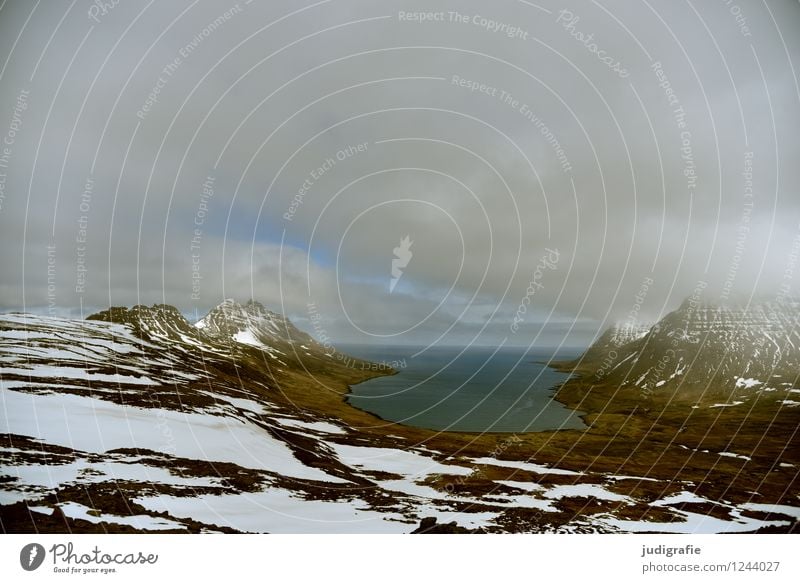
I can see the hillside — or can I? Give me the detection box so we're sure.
[1,299,798,533]
[557,299,800,406]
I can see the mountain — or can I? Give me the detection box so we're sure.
[2,299,798,534]
[194,299,316,357]
[87,299,347,370]
[87,303,204,345]
[562,298,800,402]
[0,302,430,534]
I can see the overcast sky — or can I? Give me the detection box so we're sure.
[0,0,798,348]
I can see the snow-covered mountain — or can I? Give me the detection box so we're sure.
[87,303,200,344]
[2,300,798,533]
[193,299,317,361]
[86,299,335,368]
[570,298,800,400]
[196,299,311,344]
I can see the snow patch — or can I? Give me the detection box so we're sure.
[32,501,186,531]
[329,443,471,478]
[651,491,709,506]
[233,330,262,347]
[718,451,751,461]
[471,457,582,476]
[0,386,345,483]
[275,418,345,435]
[0,366,158,385]
[597,508,788,533]
[135,491,413,533]
[414,507,499,529]
[495,480,545,492]
[735,377,762,389]
[709,401,744,408]
[543,484,630,502]
[199,391,269,415]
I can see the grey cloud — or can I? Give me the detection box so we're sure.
[0,0,798,348]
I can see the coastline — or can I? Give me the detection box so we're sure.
[324,346,799,519]
[338,353,588,436]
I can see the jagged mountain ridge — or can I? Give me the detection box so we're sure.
[86,304,202,345]
[87,299,331,365]
[567,298,800,399]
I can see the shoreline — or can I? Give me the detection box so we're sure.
[327,346,799,507]
[337,348,590,437]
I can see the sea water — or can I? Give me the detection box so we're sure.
[341,345,586,433]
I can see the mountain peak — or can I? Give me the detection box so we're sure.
[207,298,275,318]
[196,299,313,349]
[570,294,800,398]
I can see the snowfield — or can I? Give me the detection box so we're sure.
[134,491,413,534]
[1,384,345,483]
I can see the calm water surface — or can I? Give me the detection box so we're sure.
[340,345,586,433]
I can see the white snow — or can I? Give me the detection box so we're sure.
[275,418,345,435]
[597,508,789,533]
[329,443,472,478]
[0,330,58,340]
[31,501,186,531]
[135,491,413,533]
[0,366,158,385]
[651,491,709,506]
[482,494,557,512]
[709,401,744,408]
[70,338,140,354]
[413,507,499,529]
[543,484,630,502]
[471,457,582,476]
[0,386,345,483]
[379,479,449,499]
[230,330,285,361]
[0,315,152,348]
[199,391,269,415]
[718,451,751,461]
[0,346,104,361]
[0,457,221,504]
[606,475,660,483]
[232,330,262,347]
[779,400,800,407]
[495,480,544,492]
[735,377,762,389]
[0,490,31,506]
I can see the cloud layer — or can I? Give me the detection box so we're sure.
[0,0,798,348]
